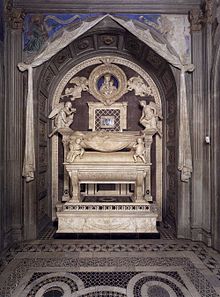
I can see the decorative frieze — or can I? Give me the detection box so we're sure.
[62,203,158,213]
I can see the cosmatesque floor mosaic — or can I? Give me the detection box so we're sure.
[1,227,220,296]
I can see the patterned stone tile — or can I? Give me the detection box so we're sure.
[0,239,220,296]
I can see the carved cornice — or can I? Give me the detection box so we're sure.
[12,0,202,14]
[5,0,25,30]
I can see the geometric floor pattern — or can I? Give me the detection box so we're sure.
[1,239,220,296]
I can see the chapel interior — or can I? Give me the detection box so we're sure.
[1,1,220,297]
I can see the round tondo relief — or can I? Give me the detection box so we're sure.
[88,63,128,105]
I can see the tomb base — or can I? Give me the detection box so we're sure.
[56,202,159,233]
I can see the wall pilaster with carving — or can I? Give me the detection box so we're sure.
[211,1,220,252]
[4,3,24,244]
[0,39,5,251]
[190,8,206,242]
[189,1,215,245]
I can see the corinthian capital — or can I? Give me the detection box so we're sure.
[189,8,204,31]
[204,0,217,23]
[189,1,217,31]
[5,0,25,30]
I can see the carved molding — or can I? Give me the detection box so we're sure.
[13,0,202,14]
[62,203,157,212]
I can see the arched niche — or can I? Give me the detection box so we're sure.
[35,24,178,233]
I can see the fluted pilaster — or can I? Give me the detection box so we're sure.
[4,6,24,242]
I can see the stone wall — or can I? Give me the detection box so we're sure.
[3,0,220,251]
[0,40,5,251]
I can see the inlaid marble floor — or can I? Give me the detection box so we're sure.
[1,236,220,297]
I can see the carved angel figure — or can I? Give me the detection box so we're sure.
[133,137,146,163]
[66,137,85,162]
[139,101,162,136]
[48,101,76,137]
[61,76,89,101]
[127,76,152,97]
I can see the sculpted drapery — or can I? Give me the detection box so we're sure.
[18,14,193,182]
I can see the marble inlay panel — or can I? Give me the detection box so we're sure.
[0,240,220,297]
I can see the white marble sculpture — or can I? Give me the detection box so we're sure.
[99,73,117,96]
[61,76,89,101]
[66,137,85,162]
[127,76,153,97]
[76,131,138,152]
[133,137,147,163]
[48,101,76,137]
[88,62,128,106]
[139,100,162,136]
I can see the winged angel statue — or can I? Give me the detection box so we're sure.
[127,76,153,97]
[61,77,89,100]
[48,101,76,137]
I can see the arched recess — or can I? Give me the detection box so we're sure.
[35,22,178,234]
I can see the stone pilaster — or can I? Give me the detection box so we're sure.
[174,68,191,239]
[189,8,210,243]
[201,21,212,246]
[211,3,220,252]
[0,41,5,251]
[177,177,191,239]
[4,4,25,242]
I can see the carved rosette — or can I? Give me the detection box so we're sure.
[88,63,128,105]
